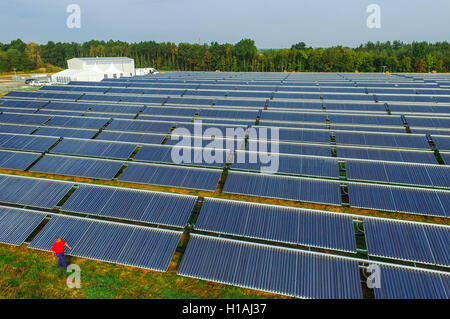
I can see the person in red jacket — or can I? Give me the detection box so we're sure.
[51,237,72,268]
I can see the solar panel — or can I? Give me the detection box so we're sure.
[30,155,123,180]
[411,128,450,136]
[346,160,450,188]
[51,138,136,159]
[432,135,450,151]
[106,119,174,133]
[43,101,89,111]
[0,99,48,109]
[0,124,37,134]
[89,103,143,114]
[230,151,339,177]
[196,118,254,127]
[348,183,449,217]
[334,131,430,149]
[79,94,120,102]
[364,219,450,266]
[260,111,326,123]
[0,206,46,245]
[142,106,197,117]
[322,93,374,101]
[47,116,110,129]
[3,91,43,98]
[336,146,438,164]
[223,171,342,204]
[442,153,450,165]
[253,127,330,143]
[196,198,356,252]
[178,235,362,299]
[273,142,332,157]
[405,116,450,129]
[331,125,406,133]
[0,150,40,170]
[175,122,247,137]
[0,112,51,125]
[214,99,265,108]
[134,144,228,168]
[267,100,323,110]
[374,266,449,299]
[165,135,244,152]
[119,163,222,191]
[0,107,37,114]
[328,114,403,126]
[0,133,59,152]
[34,127,98,139]
[28,215,181,272]
[324,102,385,112]
[61,184,197,227]
[95,131,166,144]
[0,175,73,208]
[197,108,259,120]
[37,109,85,117]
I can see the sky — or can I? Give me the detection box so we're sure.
[1,0,449,48]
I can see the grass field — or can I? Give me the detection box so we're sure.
[0,244,283,299]
[0,80,41,97]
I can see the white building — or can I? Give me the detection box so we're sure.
[52,57,135,84]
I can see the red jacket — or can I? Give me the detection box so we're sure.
[52,240,65,254]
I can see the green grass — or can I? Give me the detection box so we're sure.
[0,244,285,299]
[0,82,41,97]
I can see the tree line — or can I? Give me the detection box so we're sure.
[1,38,449,73]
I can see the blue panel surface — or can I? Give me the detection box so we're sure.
[61,185,197,227]
[178,235,363,299]
[223,171,341,204]
[118,163,222,191]
[196,198,356,252]
[0,207,46,245]
[28,216,181,272]
[30,155,123,180]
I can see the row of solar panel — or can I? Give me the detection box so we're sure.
[0,175,198,227]
[28,214,181,272]
[7,89,450,108]
[8,102,448,137]
[178,234,450,299]
[41,84,450,100]
[223,171,450,217]
[0,99,144,114]
[1,98,264,122]
[0,112,257,136]
[2,181,448,271]
[244,142,440,164]
[2,133,447,189]
[249,128,437,150]
[3,204,447,298]
[3,153,449,218]
[72,78,448,89]
[5,95,450,124]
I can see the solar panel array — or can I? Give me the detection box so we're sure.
[61,184,197,227]
[195,198,356,252]
[0,175,72,208]
[373,266,449,299]
[1,71,449,299]
[0,206,46,245]
[364,219,450,266]
[223,171,342,204]
[178,235,363,299]
[28,215,182,272]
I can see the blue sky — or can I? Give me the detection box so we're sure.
[1,0,449,48]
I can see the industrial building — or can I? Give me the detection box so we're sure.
[51,57,135,84]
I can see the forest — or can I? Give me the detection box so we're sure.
[1,38,449,73]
